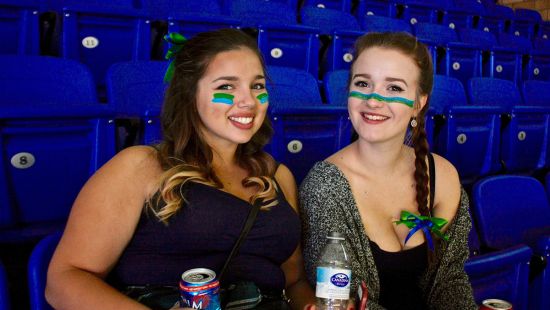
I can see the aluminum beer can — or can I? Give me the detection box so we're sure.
[479,299,513,310]
[179,268,221,310]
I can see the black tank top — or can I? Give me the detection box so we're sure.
[109,181,300,291]
[369,153,436,309]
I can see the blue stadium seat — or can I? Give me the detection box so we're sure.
[300,6,362,73]
[465,245,532,309]
[522,80,550,169]
[355,0,397,18]
[323,69,349,106]
[483,32,532,84]
[541,21,550,39]
[431,75,503,183]
[441,0,486,30]
[229,0,321,77]
[466,220,532,309]
[106,61,167,146]
[266,66,351,183]
[547,172,550,201]
[472,175,550,310]
[0,55,116,243]
[524,40,550,81]
[468,77,548,173]
[480,4,514,35]
[360,14,412,33]
[55,1,151,93]
[0,260,9,310]
[396,0,442,26]
[28,231,61,310]
[302,0,352,12]
[513,8,542,39]
[414,22,482,85]
[0,0,40,55]
[142,0,241,41]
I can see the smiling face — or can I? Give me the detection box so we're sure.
[195,47,268,150]
[348,46,427,145]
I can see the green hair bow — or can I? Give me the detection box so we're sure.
[394,210,449,251]
[163,32,187,83]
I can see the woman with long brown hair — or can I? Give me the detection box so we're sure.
[46,28,315,310]
[300,32,476,309]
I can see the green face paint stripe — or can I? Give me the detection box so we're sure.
[348,90,414,108]
[257,93,268,104]
[213,93,234,100]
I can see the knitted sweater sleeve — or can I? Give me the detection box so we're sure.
[425,189,477,310]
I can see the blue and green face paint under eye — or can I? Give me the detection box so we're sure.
[348,90,414,108]
[256,93,268,104]
[212,93,234,105]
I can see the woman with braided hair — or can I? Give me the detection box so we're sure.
[300,32,476,309]
[46,28,315,310]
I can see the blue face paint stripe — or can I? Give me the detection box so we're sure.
[212,98,233,105]
[348,90,414,108]
[212,93,234,105]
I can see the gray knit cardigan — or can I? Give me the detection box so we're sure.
[299,161,477,310]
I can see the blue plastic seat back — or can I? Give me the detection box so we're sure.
[546,172,550,202]
[472,175,550,249]
[522,80,550,107]
[441,0,485,30]
[513,8,542,39]
[0,260,9,310]
[266,66,322,108]
[0,0,40,55]
[142,0,225,17]
[361,15,412,33]
[229,0,297,27]
[458,28,497,50]
[481,5,514,34]
[323,69,349,106]
[302,0,352,12]
[300,6,360,34]
[398,0,441,26]
[430,75,467,114]
[28,232,61,310]
[257,24,320,77]
[467,77,518,109]
[266,66,351,183]
[414,22,459,45]
[497,32,532,54]
[47,0,138,10]
[355,0,396,17]
[469,77,548,172]
[525,49,550,81]
[0,56,115,242]
[60,4,151,89]
[106,61,167,145]
[465,244,532,309]
[142,0,241,39]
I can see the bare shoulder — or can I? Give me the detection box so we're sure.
[431,153,461,225]
[274,163,298,211]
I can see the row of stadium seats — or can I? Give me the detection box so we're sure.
[2,0,550,96]
[2,173,548,309]
[1,54,549,244]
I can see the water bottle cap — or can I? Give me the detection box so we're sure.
[326,232,345,240]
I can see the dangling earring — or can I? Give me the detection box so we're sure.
[410,117,418,128]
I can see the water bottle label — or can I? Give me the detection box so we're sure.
[316,267,351,299]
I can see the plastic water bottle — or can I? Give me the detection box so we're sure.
[316,232,351,310]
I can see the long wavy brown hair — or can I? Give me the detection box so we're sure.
[349,32,434,218]
[150,29,278,223]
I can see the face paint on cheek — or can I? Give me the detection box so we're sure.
[256,93,268,104]
[348,90,414,108]
[212,93,234,105]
